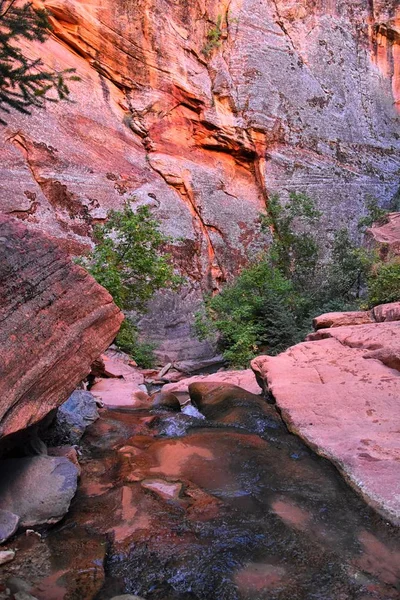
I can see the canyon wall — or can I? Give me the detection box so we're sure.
[0,0,399,361]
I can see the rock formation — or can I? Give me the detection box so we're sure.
[252,302,400,525]
[0,0,399,360]
[0,216,123,441]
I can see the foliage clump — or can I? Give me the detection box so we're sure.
[80,199,181,367]
[196,193,398,367]
[0,0,78,124]
[202,15,223,56]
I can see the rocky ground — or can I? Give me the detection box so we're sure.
[252,301,400,526]
[0,380,399,599]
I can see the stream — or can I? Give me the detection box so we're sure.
[5,383,400,599]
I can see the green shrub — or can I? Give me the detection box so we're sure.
[115,320,156,369]
[80,198,181,366]
[196,193,385,367]
[195,258,303,367]
[367,259,400,307]
[202,15,223,56]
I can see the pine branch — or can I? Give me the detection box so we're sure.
[0,1,79,124]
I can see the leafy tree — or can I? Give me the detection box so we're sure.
[196,193,389,367]
[367,259,400,307]
[0,0,78,124]
[80,199,181,367]
[195,258,303,367]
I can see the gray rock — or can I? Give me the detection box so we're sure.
[7,576,33,595]
[110,596,145,600]
[0,456,78,526]
[0,509,19,544]
[53,390,99,445]
[14,593,39,600]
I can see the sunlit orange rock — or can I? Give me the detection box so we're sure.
[1,0,399,361]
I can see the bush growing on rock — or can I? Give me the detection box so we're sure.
[80,199,181,366]
[367,259,400,307]
[196,193,396,367]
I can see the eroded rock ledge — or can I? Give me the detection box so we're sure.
[252,303,400,525]
[0,216,123,441]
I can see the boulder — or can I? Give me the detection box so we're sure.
[0,217,123,440]
[163,370,262,397]
[367,213,400,257]
[47,446,81,475]
[313,310,373,330]
[251,320,400,525]
[51,390,99,445]
[0,509,19,544]
[373,301,400,323]
[0,456,79,526]
[90,376,149,408]
[151,391,181,412]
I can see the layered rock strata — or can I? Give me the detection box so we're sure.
[252,304,400,525]
[0,216,123,440]
[1,0,399,359]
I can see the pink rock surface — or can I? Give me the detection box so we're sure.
[367,213,400,257]
[373,301,400,323]
[91,376,149,408]
[163,370,262,396]
[252,321,400,525]
[313,310,374,330]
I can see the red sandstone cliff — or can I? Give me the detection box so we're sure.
[0,0,399,360]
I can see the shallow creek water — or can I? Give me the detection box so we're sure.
[3,384,400,599]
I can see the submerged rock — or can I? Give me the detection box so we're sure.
[0,456,79,526]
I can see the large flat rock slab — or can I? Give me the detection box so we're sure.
[0,216,123,440]
[252,321,400,525]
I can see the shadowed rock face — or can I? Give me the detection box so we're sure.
[0,216,123,440]
[0,0,399,359]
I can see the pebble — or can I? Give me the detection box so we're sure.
[0,549,15,565]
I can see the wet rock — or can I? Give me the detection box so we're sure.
[188,382,269,423]
[52,390,99,445]
[141,479,182,501]
[151,392,181,412]
[0,510,19,544]
[163,370,262,396]
[0,217,123,441]
[0,456,78,526]
[252,320,400,525]
[0,550,15,565]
